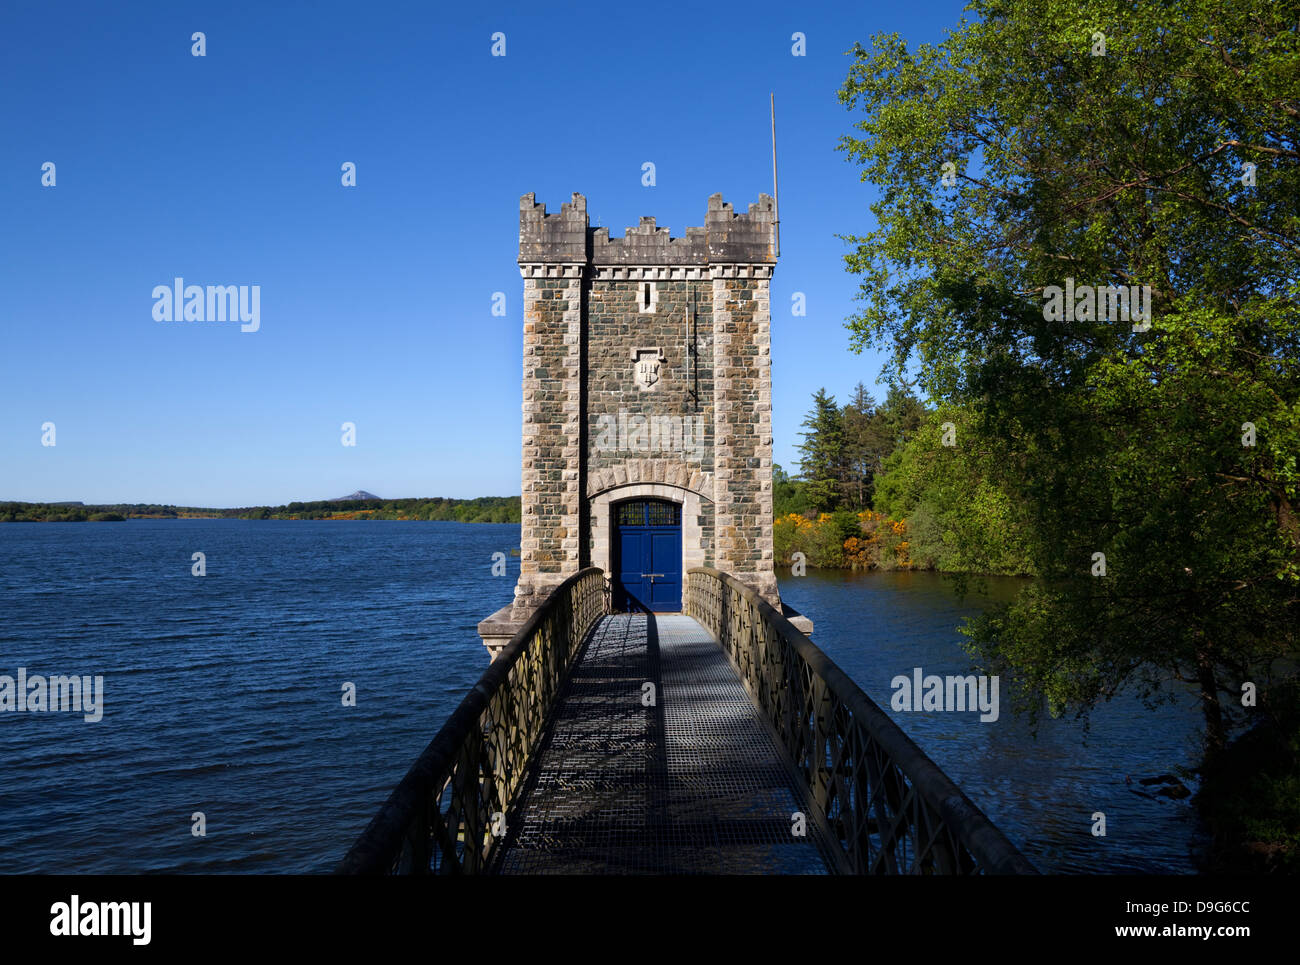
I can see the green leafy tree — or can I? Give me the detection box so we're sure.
[875,409,1035,575]
[837,0,1300,774]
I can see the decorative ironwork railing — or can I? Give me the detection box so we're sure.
[337,567,610,874]
[685,567,1037,875]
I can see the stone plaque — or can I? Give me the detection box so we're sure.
[632,347,665,391]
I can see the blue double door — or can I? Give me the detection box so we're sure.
[613,499,683,612]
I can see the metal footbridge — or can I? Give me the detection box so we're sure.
[337,568,1035,875]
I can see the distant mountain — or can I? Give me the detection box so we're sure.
[331,490,381,502]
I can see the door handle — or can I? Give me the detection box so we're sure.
[644,573,664,583]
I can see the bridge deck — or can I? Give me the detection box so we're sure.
[493,613,837,874]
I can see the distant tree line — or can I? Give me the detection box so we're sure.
[0,496,521,524]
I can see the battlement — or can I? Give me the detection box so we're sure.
[519,192,776,266]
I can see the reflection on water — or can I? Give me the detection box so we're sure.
[778,568,1206,874]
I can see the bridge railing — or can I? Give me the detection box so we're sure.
[337,567,610,874]
[685,567,1036,874]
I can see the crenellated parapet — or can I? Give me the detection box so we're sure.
[519,192,588,264]
[519,192,776,267]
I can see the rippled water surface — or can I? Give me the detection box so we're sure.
[779,569,1205,874]
[0,522,1204,873]
[0,520,518,873]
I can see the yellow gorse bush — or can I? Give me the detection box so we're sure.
[774,508,913,571]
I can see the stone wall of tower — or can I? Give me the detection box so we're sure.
[482,190,782,657]
[585,270,718,574]
[516,194,586,609]
[712,267,776,600]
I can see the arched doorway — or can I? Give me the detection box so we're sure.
[612,498,682,612]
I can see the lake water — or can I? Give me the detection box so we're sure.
[0,520,1204,873]
[779,570,1205,874]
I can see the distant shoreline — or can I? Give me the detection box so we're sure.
[1,515,518,523]
[0,496,522,525]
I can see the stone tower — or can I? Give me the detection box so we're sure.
[479,191,806,657]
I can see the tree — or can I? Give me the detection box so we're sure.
[797,389,848,512]
[773,463,814,517]
[837,0,1300,767]
[875,386,925,457]
[840,383,885,508]
[874,408,1035,575]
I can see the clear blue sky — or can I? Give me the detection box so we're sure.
[1,0,969,507]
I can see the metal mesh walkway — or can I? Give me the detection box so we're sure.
[493,613,837,874]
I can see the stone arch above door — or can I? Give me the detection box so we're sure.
[590,481,711,581]
[587,458,714,502]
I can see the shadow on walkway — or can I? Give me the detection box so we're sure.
[492,613,836,874]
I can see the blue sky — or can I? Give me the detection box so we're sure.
[1,0,970,507]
